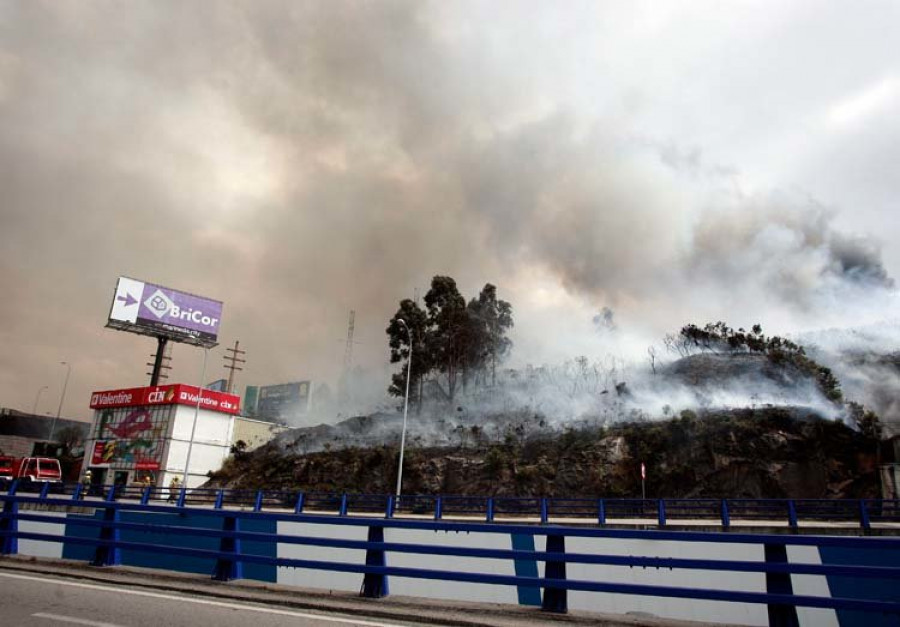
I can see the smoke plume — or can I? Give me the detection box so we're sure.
[0,2,897,424]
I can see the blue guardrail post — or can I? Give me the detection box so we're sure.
[91,505,121,567]
[859,499,871,531]
[787,500,798,529]
[764,543,799,627]
[213,516,243,581]
[361,525,389,598]
[1,497,19,555]
[541,534,568,614]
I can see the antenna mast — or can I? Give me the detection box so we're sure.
[344,310,356,372]
[339,310,356,405]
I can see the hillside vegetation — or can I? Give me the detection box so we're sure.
[210,406,880,499]
[209,319,887,499]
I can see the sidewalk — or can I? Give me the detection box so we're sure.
[0,555,729,627]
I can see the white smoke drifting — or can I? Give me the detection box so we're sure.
[0,2,897,423]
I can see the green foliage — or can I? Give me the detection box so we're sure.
[677,322,843,403]
[387,276,514,402]
[386,298,430,400]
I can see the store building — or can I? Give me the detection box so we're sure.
[232,416,288,452]
[83,384,240,490]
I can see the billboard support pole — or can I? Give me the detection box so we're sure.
[150,336,169,387]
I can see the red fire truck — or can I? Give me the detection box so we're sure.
[0,456,62,483]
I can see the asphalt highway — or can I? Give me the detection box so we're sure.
[0,557,712,627]
[0,571,424,627]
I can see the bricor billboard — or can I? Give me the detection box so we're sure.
[106,276,223,348]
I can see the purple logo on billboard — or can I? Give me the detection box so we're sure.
[108,277,223,348]
[144,289,175,319]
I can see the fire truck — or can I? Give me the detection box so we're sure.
[0,456,62,483]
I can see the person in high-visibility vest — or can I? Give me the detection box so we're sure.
[168,476,180,503]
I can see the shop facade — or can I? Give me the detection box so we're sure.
[83,384,240,490]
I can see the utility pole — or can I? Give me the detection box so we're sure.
[146,341,172,383]
[223,340,246,394]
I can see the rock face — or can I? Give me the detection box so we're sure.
[211,406,881,499]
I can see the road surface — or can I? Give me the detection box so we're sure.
[0,571,422,627]
[0,557,719,627]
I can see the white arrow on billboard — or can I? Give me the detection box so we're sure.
[110,277,144,323]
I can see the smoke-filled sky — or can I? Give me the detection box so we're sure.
[1,1,898,422]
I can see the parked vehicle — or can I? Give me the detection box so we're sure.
[0,456,14,481]
[0,456,62,483]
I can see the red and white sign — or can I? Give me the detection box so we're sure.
[90,384,241,415]
[91,441,114,466]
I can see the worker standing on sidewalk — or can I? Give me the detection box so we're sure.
[168,476,180,503]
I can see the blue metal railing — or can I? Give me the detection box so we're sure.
[2,480,899,529]
[2,485,900,623]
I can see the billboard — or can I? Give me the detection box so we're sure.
[206,379,228,392]
[243,385,259,417]
[257,381,311,422]
[107,276,223,348]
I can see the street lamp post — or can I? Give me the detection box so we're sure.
[395,319,413,498]
[183,347,209,487]
[32,385,48,416]
[50,362,71,442]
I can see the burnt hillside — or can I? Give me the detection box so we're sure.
[209,407,880,499]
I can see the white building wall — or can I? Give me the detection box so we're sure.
[164,405,233,488]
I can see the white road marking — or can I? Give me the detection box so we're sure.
[0,572,407,627]
[32,613,124,627]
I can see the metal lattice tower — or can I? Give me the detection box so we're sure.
[343,310,356,372]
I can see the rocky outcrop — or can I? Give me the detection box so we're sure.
[210,406,881,499]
